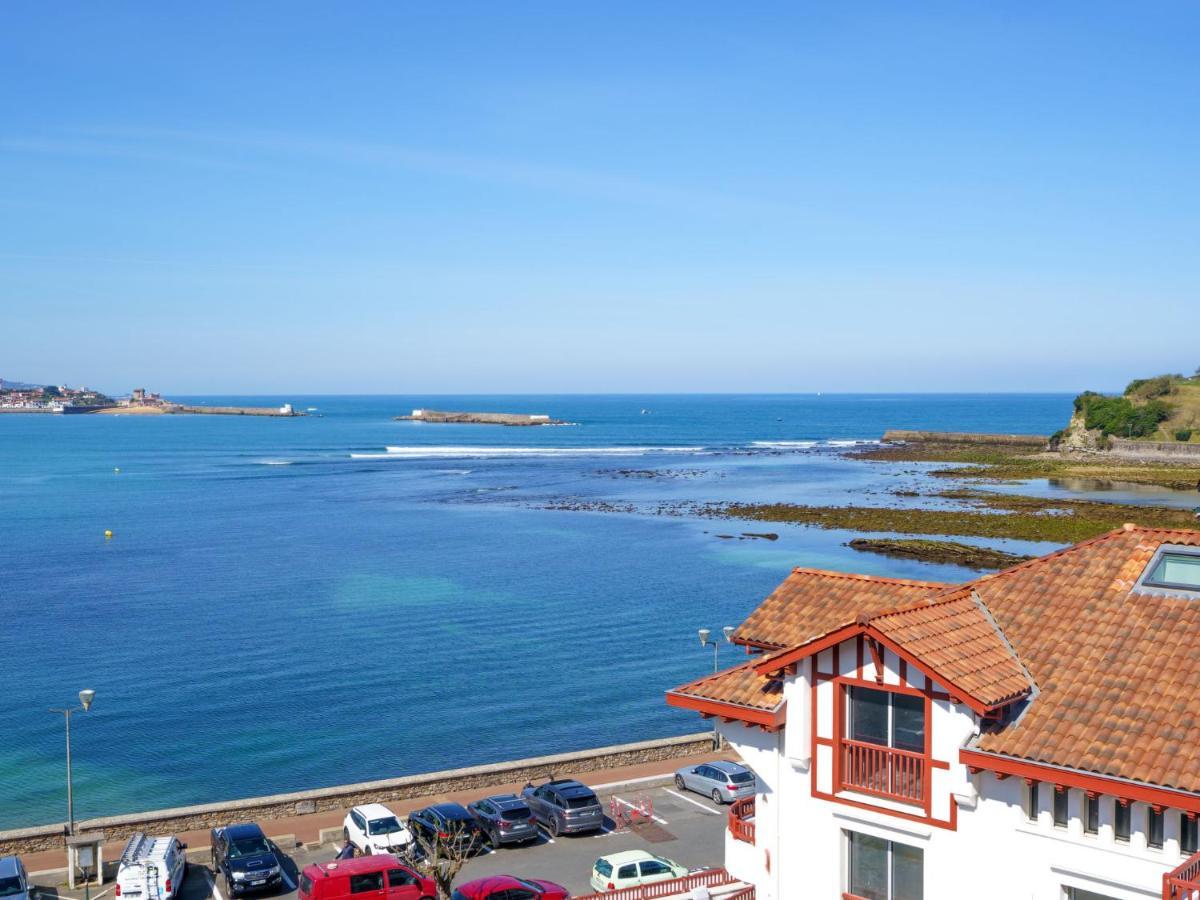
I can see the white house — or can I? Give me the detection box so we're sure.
[667,524,1200,900]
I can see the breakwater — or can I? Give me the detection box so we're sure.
[397,409,566,425]
[882,429,1048,446]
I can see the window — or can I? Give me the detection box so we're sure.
[1114,802,1131,843]
[1148,808,1164,849]
[849,686,926,753]
[349,873,383,894]
[639,861,672,877]
[1053,788,1068,828]
[617,864,637,879]
[1182,814,1199,855]
[1137,546,1200,596]
[1084,795,1099,835]
[387,870,418,888]
[1025,781,1040,822]
[847,831,923,900]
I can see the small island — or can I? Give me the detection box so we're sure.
[395,408,568,426]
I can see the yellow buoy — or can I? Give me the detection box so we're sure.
[104,530,113,539]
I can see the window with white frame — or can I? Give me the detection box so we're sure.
[849,686,925,752]
[846,830,922,900]
[1084,794,1099,834]
[1024,781,1040,822]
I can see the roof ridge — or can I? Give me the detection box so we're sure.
[967,588,1038,698]
[789,566,951,589]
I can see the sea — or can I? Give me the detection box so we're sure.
[1,392,1170,829]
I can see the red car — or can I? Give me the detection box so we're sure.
[450,875,569,900]
[299,855,436,900]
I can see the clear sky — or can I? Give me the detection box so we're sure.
[2,2,1197,394]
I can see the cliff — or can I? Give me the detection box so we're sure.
[1054,371,1200,449]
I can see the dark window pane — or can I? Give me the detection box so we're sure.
[387,871,416,888]
[1114,802,1131,842]
[730,772,755,784]
[1084,796,1098,834]
[350,873,383,894]
[639,861,671,876]
[1182,814,1199,854]
[891,841,923,900]
[617,865,637,879]
[892,694,925,753]
[1053,788,1068,827]
[1025,782,1040,822]
[850,687,889,747]
[1148,808,1163,849]
[848,831,888,900]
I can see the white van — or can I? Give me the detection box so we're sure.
[115,833,188,900]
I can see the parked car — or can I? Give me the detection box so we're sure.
[210,823,284,896]
[115,833,188,900]
[342,804,414,856]
[0,856,30,900]
[466,794,539,847]
[298,854,434,900]
[589,850,688,893]
[673,760,756,804]
[450,875,568,900]
[521,779,604,836]
[406,804,485,856]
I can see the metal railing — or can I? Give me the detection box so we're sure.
[574,867,736,899]
[839,739,926,804]
[729,796,755,844]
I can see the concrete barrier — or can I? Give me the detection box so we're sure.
[882,429,1048,446]
[0,733,714,855]
[1108,438,1200,461]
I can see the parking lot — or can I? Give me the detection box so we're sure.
[31,783,730,899]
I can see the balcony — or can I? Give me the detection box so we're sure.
[839,738,926,804]
[1164,849,1200,900]
[729,796,755,844]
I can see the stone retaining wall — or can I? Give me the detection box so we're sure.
[882,429,1048,446]
[1108,438,1200,461]
[0,733,714,855]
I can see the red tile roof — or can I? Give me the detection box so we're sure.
[668,526,1200,795]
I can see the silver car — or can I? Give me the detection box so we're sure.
[674,760,756,804]
[521,779,605,836]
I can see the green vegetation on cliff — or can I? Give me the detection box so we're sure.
[1057,371,1200,445]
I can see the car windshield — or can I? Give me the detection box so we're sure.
[0,877,24,897]
[368,817,403,835]
[500,808,531,821]
[229,837,271,858]
[516,880,543,893]
[566,796,597,809]
[729,772,754,784]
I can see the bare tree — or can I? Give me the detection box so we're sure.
[405,819,483,900]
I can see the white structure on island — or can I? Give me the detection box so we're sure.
[667,525,1200,900]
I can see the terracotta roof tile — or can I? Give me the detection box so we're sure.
[734,568,948,650]
[667,659,784,712]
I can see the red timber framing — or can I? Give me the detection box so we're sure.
[1165,849,1200,900]
[960,749,1200,817]
[663,692,785,731]
[811,636,959,830]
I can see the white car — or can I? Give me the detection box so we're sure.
[590,850,688,892]
[116,833,188,900]
[342,803,414,855]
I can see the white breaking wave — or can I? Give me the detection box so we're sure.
[825,439,881,447]
[350,445,708,460]
[256,459,294,465]
[751,440,818,449]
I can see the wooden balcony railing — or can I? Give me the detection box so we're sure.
[1164,849,1200,900]
[729,795,755,844]
[839,738,926,804]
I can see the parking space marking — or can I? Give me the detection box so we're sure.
[203,868,224,900]
[610,795,668,825]
[663,788,722,815]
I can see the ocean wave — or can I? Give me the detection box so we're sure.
[350,445,707,460]
[751,440,818,449]
[256,459,294,466]
[825,439,881,447]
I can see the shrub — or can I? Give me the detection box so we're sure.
[1074,392,1172,438]
[1125,374,1181,400]
[1176,429,1194,442]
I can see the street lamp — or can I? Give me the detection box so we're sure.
[50,689,96,836]
[697,627,734,749]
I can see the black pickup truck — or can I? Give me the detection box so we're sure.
[210,823,283,896]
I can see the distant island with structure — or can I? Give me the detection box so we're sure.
[0,380,303,417]
[396,408,570,425]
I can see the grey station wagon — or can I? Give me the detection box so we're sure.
[466,794,539,847]
[674,760,756,804]
[521,779,604,836]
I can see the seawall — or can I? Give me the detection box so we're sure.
[0,732,714,855]
[1106,438,1200,461]
[882,429,1048,446]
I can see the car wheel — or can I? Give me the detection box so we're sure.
[675,774,686,791]
[225,874,235,898]
[490,828,501,847]
[342,827,350,844]
[549,817,560,838]
[711,788,723,804]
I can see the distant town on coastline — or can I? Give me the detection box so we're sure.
[0,380,301,416]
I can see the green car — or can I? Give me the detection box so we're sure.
[590,850,688,892]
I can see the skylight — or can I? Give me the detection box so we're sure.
[1136,545,1200,597]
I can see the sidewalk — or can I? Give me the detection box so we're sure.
[25,746,727,877]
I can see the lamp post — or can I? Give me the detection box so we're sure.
[50,689,95,837]
[698,627,734,748]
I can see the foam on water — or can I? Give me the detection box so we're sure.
[353,445,708,459]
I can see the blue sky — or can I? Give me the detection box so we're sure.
[2,2,1197,393]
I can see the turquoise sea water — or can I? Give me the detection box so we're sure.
[0,394,1085,828]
